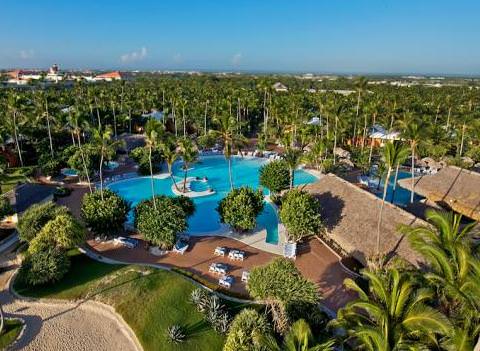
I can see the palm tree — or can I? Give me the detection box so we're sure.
[6,93,25,167]
[332,268,451,350]
[376,142,409,255]
[400,118,422,204]
[177,137,198,193]
[258,319,335,351]
[390,142,409,203]
[400,210,480,349]
[144,119,163,209]
[160,139,181,192]
[91,126,124,200]
[283,147,302,189]
[210,113,246,190]
[353,76,368,143]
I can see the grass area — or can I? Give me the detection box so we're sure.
[0,319,23,349]
[14,250,231,351]
[0,167,33,194]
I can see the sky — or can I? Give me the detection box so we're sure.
[1,0,479,75]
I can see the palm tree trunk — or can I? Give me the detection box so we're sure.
[333,116,338,165]
[99,152,104,201]
[391,163,400,203]
[289,168,294,189]
[410,146,415,203]
[77,134,92,192]
[377,167,392,254]
[228,157,234,190]
[182,105,186,138]
[12,111,24,167]
[353,91,361,144]
[45,99,54,158]
[183,164,188,193]
[149,146,157,209]
[459,124,466,157]
[0,303,4,336]
[204,100,208,136]
[112,102,117,138]
[168,163,181,192]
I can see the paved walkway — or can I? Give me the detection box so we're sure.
[0,267,141,351]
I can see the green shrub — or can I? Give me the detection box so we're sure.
[135,196,187,249]
[19,247,70,286]
[17,202,69,243]
[259,160,290,196]
[247,258,319,306]
[223,308,272,351]
[130,146,162,176]
[0,197,14,219]
[173,196,195,217]
[67,144,99,177]
[81,189,130,235]
[29,214,85,254]
[279,189,323,242]
[217,187,264,232]
[38,153,62,176]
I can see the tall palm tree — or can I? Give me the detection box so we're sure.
[332,268,451,350]
[160,139,181,192]
[376,142,409,254]
[144,119,163,209]
[91,126,124,200]
[177,137,198,193]
[283,147,302,189]
[400,118,422,203]
[6,93,25,167]
[210,113,246,190]
[390,142,409,203]
[353,76,368,143]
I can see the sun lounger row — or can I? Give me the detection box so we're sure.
[214,247,246,260]
[114,236,139,249]
[209,262,229,275]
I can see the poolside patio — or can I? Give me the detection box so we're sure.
[86,234,354,311]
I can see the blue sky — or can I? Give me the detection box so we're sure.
[1,0,479,75]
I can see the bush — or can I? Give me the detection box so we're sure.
[190,288,230,334]
[19,247,70,286]
[173,196,195,217]
[17,202,69,243]
[247,258,319,306]
[28,214,85,254]
[0,197,14,219]
[279,189,323,242]
[135,196,187,249]
[38,153,62,176]
[223,309,272,351]
[259,160,290,196]
[81,189,130,235]
[67,144,99,178]
[217,187,264,232]
[130,147,162,176]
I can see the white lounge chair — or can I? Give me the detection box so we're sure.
[228,249,245,261]
[214,247,227,257]
[241,271,250,283]
[173,240,189,254]
[219,275,234,289]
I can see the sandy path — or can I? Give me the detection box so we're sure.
[0,269,142,351]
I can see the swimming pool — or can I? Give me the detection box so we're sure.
[107,155,318,245]
[375,170,423,206]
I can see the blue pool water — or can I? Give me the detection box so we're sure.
[61,168,78,176]
[375,170,423,206]
[107,156,318,244]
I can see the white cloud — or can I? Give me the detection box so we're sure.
[120,47,147,63]
[19,49,34,59]
[231,53,242,66]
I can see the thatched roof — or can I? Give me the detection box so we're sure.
[398,166,480,221]
[303,174,426,266]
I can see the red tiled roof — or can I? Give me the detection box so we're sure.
[95,71,122,79]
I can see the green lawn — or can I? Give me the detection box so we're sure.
[0,167,33,194]
[0,319,23,349]
[14,250,229,351]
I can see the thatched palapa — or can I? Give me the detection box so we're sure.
[398,166,480,221]
[304,174,425,266]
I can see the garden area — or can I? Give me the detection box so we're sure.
[0,319,24,349]
[14,250,234,351]
[0,167,33,194]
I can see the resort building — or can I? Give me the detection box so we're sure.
[6,69,42,84]
[368,124,401,146]
[398,166,480,221]
[45,63,64,82]
[304,174,425,266]
[272,82,288,92]
[94,71,123,81]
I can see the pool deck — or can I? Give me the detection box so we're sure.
[57,183,355,312]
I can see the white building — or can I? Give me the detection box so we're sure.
[272,82,288,92]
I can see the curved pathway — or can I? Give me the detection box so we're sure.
[0,268,141,351]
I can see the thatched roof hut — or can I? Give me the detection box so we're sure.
[398,166,480,221]
[303,174,426,266]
